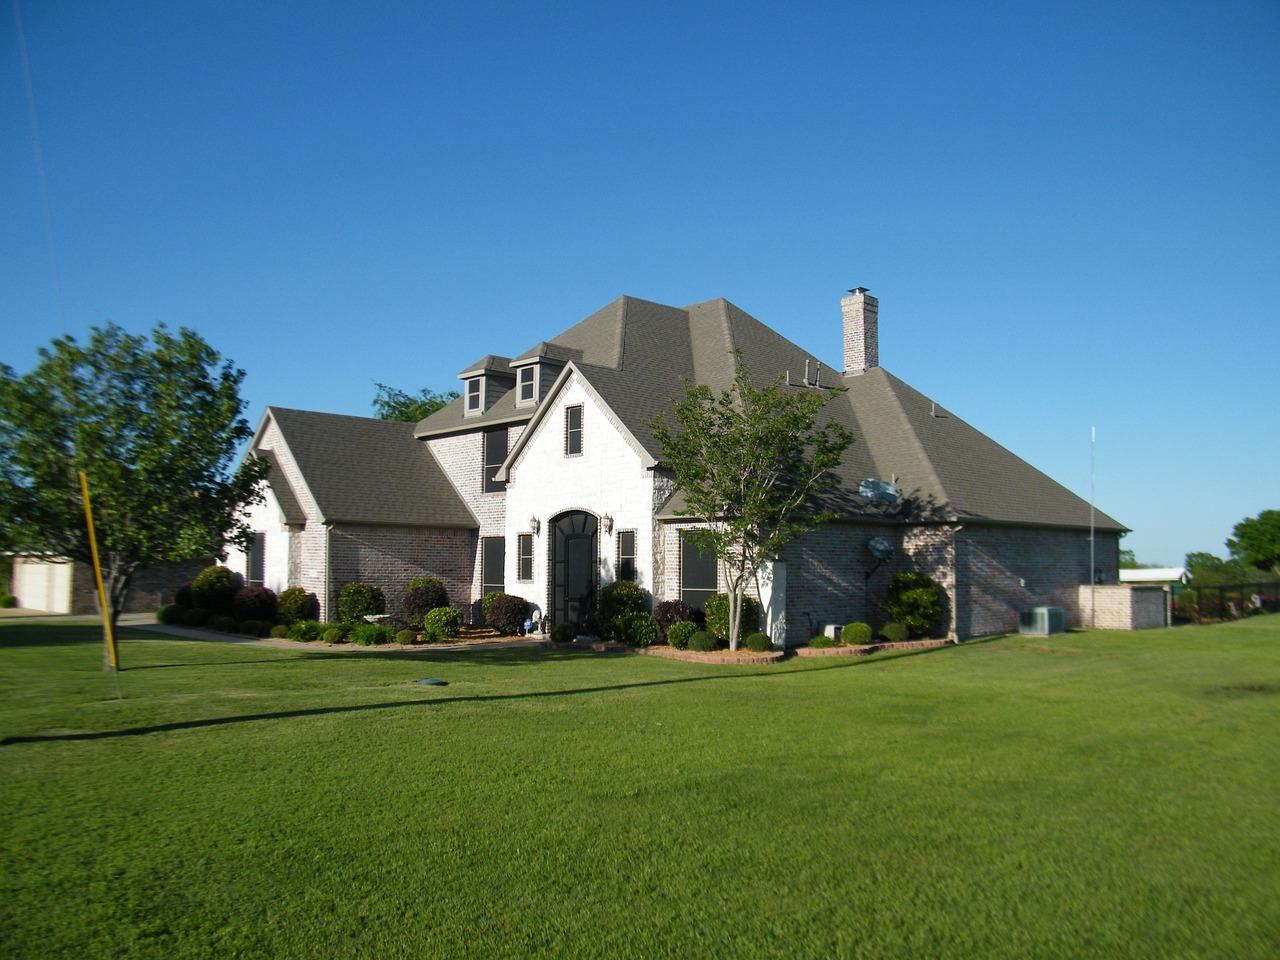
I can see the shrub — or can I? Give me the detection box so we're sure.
[1174,589,1198,621]
[173,581,194,607]
[232,587,277,623]
[404,583,450,628]
[841,622,873,646]
[191,565,241,615]
[886,572,943,639]
[182,607,212,627]
[654,599,702,643]
[237,619,260,637]
[322,627,346,644]
[269,624,289,638]
[0,593,14,608]
[487,594,531,635]
[666,621,698,650]
[287,619,325,642]
[809,635,838,649]
[880,621,910,643]
[407,576,444,593]
[704,593,760,643]
[277,586,319,625]
[157,603,185,625]
[423,606,462,642]
[210,615,237,633]
[622,612,659,647]
[480,591,504,621]
[597,580,647,641]
[395,628,417,645]
[687,630,720,652]
[550,622,577,644]
[744,632,773,652]
[349,623,395,646]
[338,582,385,623]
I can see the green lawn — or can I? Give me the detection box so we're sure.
[2,618,1278,959]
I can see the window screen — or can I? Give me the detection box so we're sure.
[483,427,507,492]
[481,537,505,596]
[565,405,583,456]
[517,533,533,581]
[680,535,717,611]
[617,530,636,582]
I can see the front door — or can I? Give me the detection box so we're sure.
[552,511,598,632]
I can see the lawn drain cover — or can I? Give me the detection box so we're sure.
[417,678,448,686]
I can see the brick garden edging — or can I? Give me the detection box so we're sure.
[794,638,952,657]
[637,646,785,665]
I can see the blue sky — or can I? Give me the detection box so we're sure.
[4,0,1277,567]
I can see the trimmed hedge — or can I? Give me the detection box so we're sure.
[191,565,241,615]
[744,632,772,652]
[0,592,17,609]
[277,586,319,625]
[395,628,417,645]
[423,606,462,642]
[338,582,385,623]
[404,583,450,627]
[597,580,647,641]
[654,599,701,643]
[157,604,185,625]
[232,587,277,623]
[704,593,760,642]
[486,594,530,635]
[687,630,721,652]
[666,621,698,650]
[808,635,839,649]
[880,621,910,643]
[841,622,873,646]
[622,612,658,647]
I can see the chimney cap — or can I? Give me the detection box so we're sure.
[848,286,870,295]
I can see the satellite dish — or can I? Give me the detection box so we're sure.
[859,478,902,504]
[867,536,895,561]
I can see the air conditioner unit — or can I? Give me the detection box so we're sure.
[1018,606,1065,636]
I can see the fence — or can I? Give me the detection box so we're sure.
[1177,580,1280,623]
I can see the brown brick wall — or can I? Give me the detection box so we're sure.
[328,524,477,618]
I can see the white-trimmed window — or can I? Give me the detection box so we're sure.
[483,427,507,493]
[517,366,536,406]
[517,533,534,581]
[465,378,482,415]
[617,530,636,582]
[680,534,717,611]
[565,404,583,456]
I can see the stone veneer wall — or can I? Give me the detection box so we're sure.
[1078,584,1168,630]
[328,524,476,619]
[955,525,1120,637]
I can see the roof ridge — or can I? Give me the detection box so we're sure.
[873,370,954,516]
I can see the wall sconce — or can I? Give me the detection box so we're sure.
[530,516,540,536]
[601,513,613,534]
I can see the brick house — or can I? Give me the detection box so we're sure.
[226,289,1126,641]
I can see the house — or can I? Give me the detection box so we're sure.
[226,289,1127,641]
[7,553,206,615]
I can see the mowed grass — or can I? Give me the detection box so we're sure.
[2,618,1278,959]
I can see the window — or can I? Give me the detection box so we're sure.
[518,365,535,405]
[481,537,505,596]
[483,427,507,493]
[565,404,583,456]
[466,378,481,414]
[617,530,636,582]
[247,532,265,588]
[680,534,717,611]
[517,533,533,581]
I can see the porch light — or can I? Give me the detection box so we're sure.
[530,516,541,536]
[602,513,613,534]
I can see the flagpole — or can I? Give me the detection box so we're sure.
[1090,427,1096,630]
[79,471,121,697]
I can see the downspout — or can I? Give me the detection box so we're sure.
[325,524,332,622]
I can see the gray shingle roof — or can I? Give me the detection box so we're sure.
[419,294,1125,533]
[264,408,477,528]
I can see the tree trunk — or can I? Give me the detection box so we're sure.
[103,554,136,641]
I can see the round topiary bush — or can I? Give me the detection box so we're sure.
[486,594,531,635]
[886,572,943,639]
[623,612,659,647]
[173,581,194,607]
[0,593,15,609]
[550,622,577,644]
[277,586,319,625]
[182,606,212,627]
[407,576,444,593]
[666,620,698,650]
[191,565,241,615]
[322,627,345,644]
[338,582,385,623]
[841,622,873,646]
[808,635,838,649]
[654,599,702,643]
[157,603,185,625]
[423,606,462,642]
[210,615,237,633]
[744,632,772,652]
[404,583,450,628]
[879,621,910,643]
[597,580,647,641]
[687,630,720,652]
[704,593,760,643]
[395,628,417,645]
[232,587,277,623]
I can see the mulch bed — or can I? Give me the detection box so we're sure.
[794,638,951,657]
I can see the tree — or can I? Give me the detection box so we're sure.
[372,382,459,422]
[0,324,268,633]
[1183,551,1251,586]
[1227,510,1280,576]
[650,356,854,650]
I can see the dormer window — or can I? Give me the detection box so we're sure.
[465,378,482,415]
[517,366,536,406]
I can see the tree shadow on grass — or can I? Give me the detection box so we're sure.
[0,641,964,747]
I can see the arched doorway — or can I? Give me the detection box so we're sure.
[552,511,598,632]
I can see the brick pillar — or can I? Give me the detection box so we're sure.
[841,287,879,374]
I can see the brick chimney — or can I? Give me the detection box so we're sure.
[841,287,879,375]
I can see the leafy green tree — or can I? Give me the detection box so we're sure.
[1184,551,1251,586]
[372,382,459,422]
[0,324,267,631]
[1227,510,1280,576]
[650,356,854,650]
